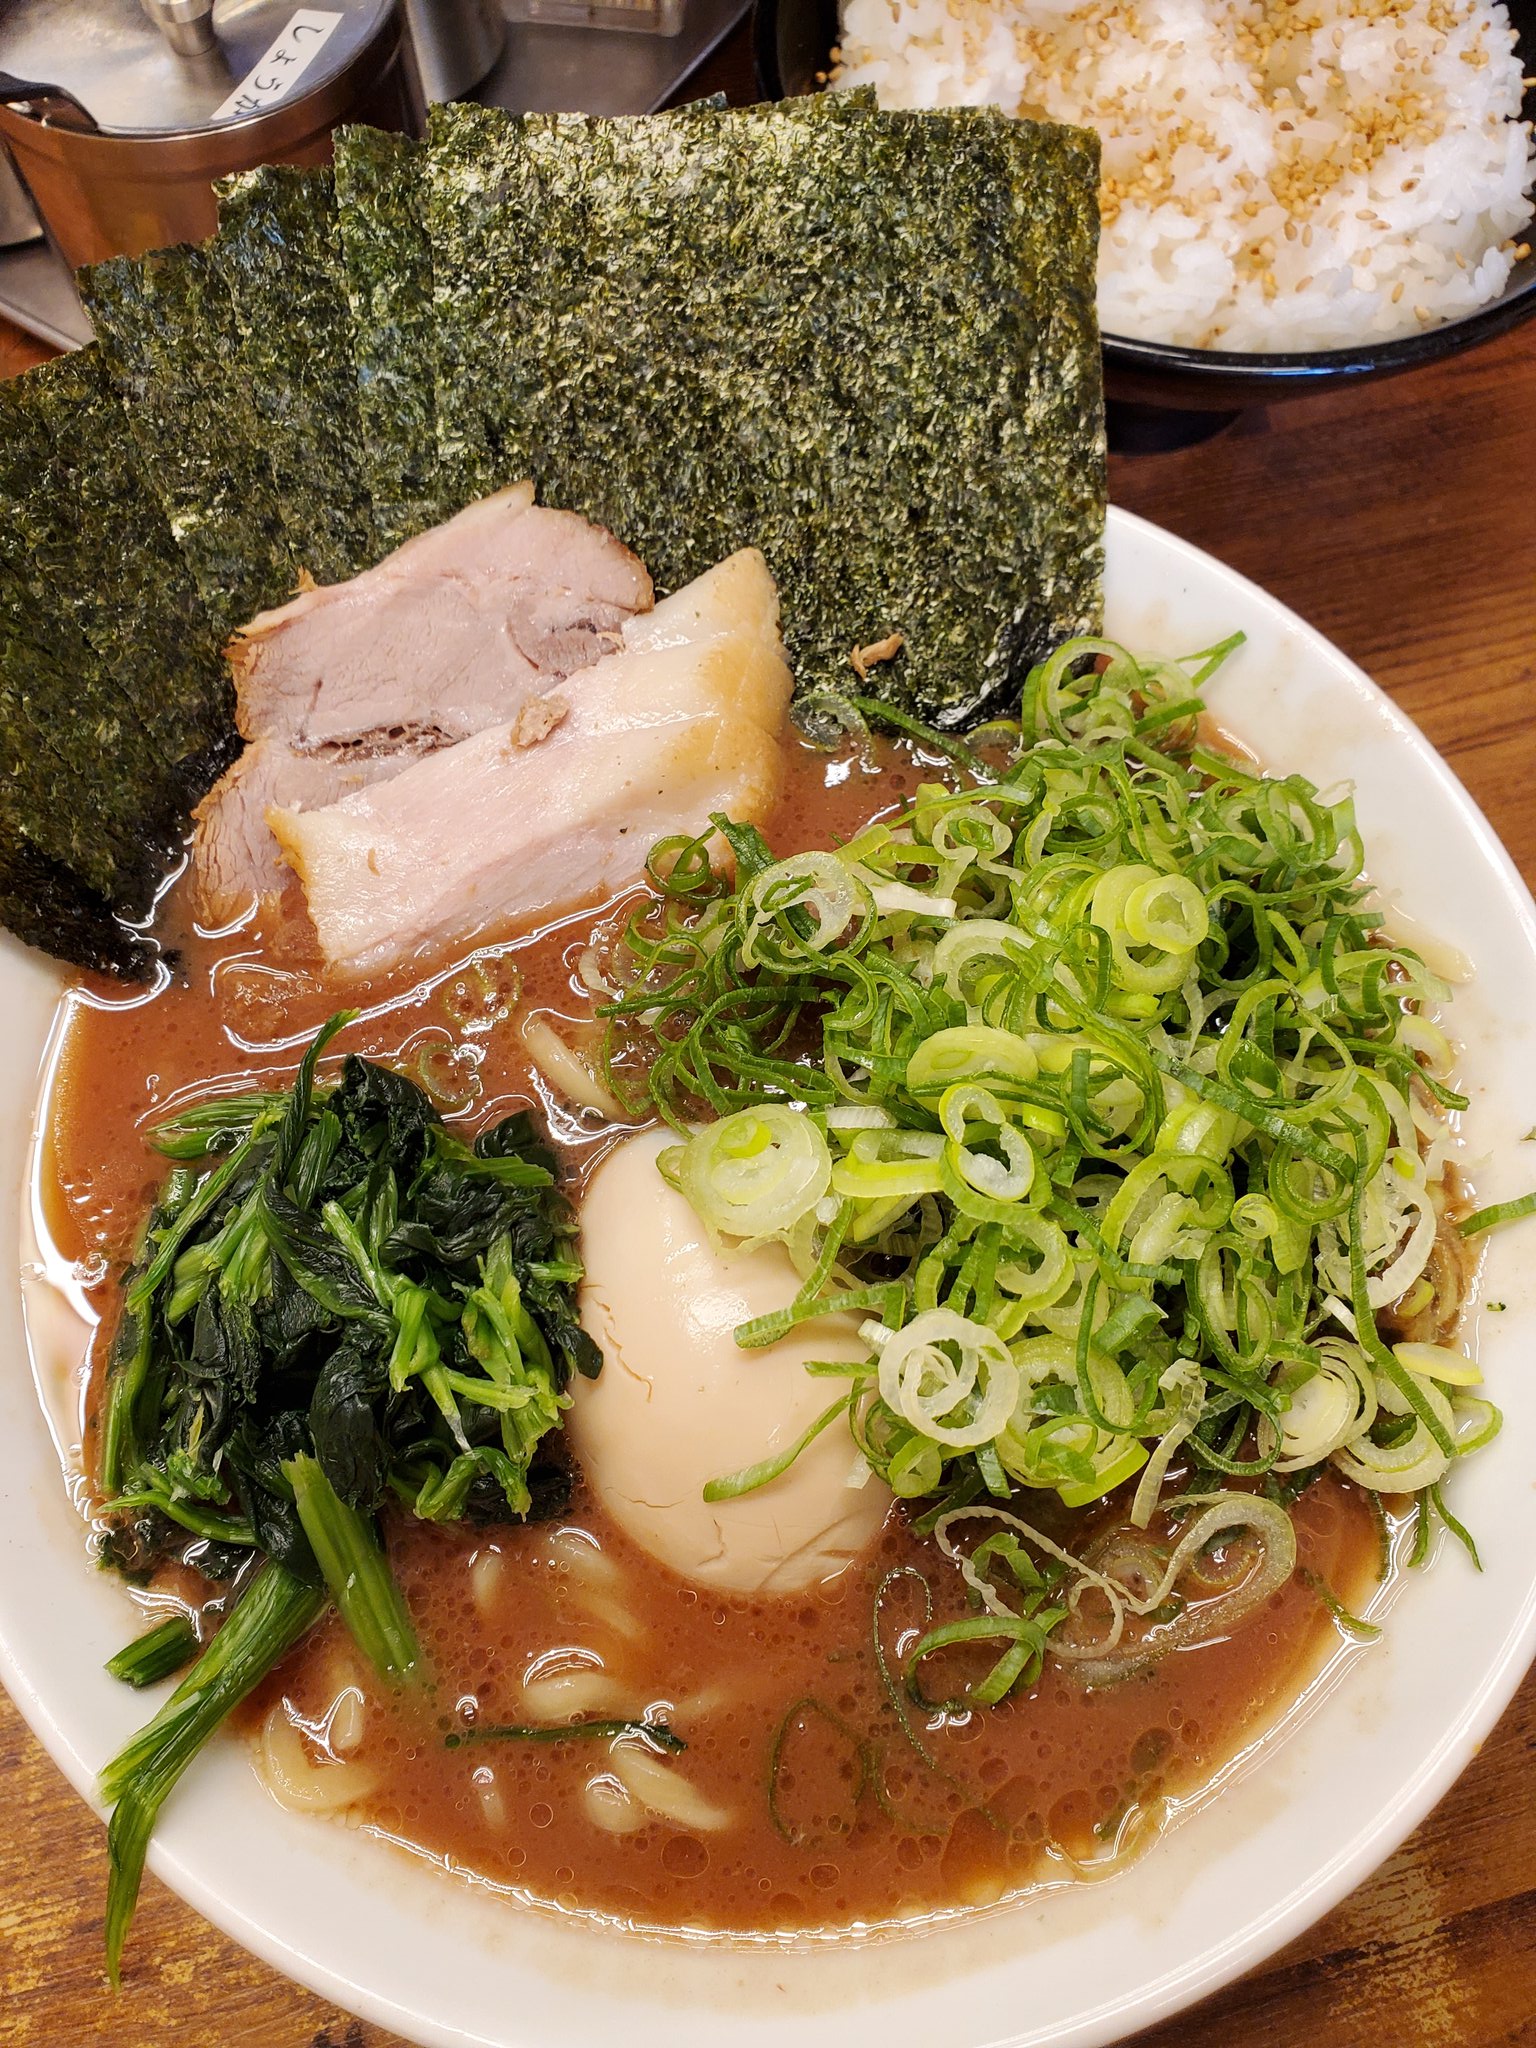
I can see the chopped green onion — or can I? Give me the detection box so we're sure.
[704,1394,852,1502]
[1457,1190,1536,1237]
[1428,1481,1483,1570]
[1299,1567,1381,1643]
[850,696,991,779]
[602,632,1490,1575]
[446,1718,684,1752]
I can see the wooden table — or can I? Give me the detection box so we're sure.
[3,29,1535,2044]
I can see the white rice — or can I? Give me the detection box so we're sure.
[835,0,1536,350]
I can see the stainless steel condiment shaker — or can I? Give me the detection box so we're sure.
[0,0,423,269]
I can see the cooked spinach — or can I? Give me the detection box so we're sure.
[102,1558,325,1984]
[104,1614,199,1689]
[98,1012,597,1976]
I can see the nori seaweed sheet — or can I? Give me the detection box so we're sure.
[0,599,164,977]
[25,348,236,806]
[778,106,1103,718]
[1000,116,1105,669]
[0,600,155,906]
[426,97,809,567]
[0,329,252,974]
[213,165,378,583]
[0,374,182,903]
[0,835,152,981]
[425,100,527,502]
[333,127,442,548]
[424,99,1104,720]
[426,96,856,550]
[79,243,296,630]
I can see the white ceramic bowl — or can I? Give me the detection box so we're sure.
[5,506,1536,2047]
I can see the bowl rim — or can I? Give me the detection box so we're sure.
[1096,282,1536,374]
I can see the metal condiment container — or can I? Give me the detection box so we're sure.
[0,0,423,270]
[404,0,504,101]
[0,147,42,248]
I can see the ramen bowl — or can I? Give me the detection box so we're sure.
[4,508,1536,2046]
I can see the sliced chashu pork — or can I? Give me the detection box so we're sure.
[230,482,654,751]
[191,739,436,923]
[270,548,792,979]
[192,484,654,924]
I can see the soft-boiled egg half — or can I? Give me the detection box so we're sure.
[570,1127,892,1595]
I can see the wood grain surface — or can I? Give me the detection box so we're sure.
[2,31,1534,2044]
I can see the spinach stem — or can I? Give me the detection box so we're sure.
[284,1452,423,1686]
[101,1561,324,1984]
[104,1615,198,1690]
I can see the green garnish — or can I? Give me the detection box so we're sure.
[1409,1480,1483,1571]
[104,1615,199,1690]
[96,1015,596,1972]
[703,1394,852,1503]
[904,1531,1066,1708]
[285,1453,421,1685]
[604,634,1497,1547]
[768,1573,1016,1849]
[767,1696,880,1845]
[1298,1566,1381,1642]
[102,1561,325,1985]
[445,1718,684,1752]
[1457,1191,1536,1237]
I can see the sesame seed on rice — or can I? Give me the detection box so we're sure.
[834,0,1535,348]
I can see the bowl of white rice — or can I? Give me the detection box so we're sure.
[756,0,1536,426]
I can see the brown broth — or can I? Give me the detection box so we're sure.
[39,730,1386,1936]
[238,1471,1373,1931]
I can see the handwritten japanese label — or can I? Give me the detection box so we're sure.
[211,9,345,122]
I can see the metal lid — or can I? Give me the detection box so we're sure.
[0,0,395,137]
